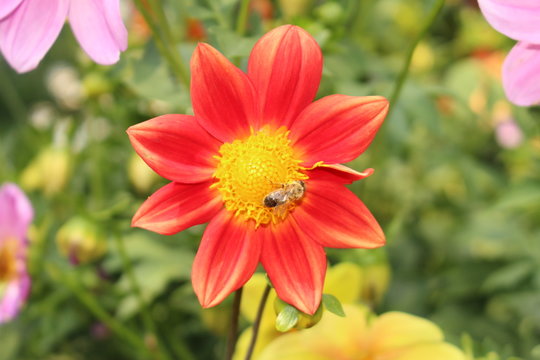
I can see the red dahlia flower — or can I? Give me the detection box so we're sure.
[127,25,388,315]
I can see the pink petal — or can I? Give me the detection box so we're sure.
[132,181,222,235]
[0,0,23,19]
[191,43,258,143]
[0,272,30,323]
[478,0,540,43]
[260,218,326,315]
[100,0,127,51]
[68,0,127,65]
[0,183,33,240]
[192,210,262,308]
[290,95,388,166]
[127,114,221,183]
[292,178,385,249]
[248,25,322,129]
[0,0,69,73]
[308,164,374,184]
[502,42,540,106]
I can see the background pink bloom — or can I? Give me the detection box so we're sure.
[0,0,127,73]
[478,0,540,106]
[0,183,33,323]
[495,119,524,149]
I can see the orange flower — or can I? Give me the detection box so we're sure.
[127,25,388,314]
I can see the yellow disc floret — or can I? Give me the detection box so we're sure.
[0,237,19,283]
[212,126,307,226]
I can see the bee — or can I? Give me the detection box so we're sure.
[263,180,306,208]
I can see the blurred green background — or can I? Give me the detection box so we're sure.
[1,0,539,359]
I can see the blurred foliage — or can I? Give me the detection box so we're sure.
[1,0,539,359]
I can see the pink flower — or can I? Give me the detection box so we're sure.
[495,119,524,149]
[0,0,127,73]
[478,0,540,106]
[0,183,33,323]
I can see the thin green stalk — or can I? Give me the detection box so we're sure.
[132,0,190,88]
[388,0,445,117]
[0,63,27,122]
[51,265,150,357]
[115,232,195,360]
[235,0,251,36]
[244,284,271,360]
[147,0,175,45]
[225,288,243,360]
[147,0,191,86]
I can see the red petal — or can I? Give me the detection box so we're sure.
[127,114,221,183]
[290,95,389,165]
[293,179,385,249]
[192,210,262,308]
[248,25,322,129]
[308,164,374,185]
[260,219,326,315]
[132,181,222,235]
[191,43,258,142]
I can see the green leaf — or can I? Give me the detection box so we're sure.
[322,294,346,317]
[482,261,534,292]
[110,233,194,319]
[275,305,299,332]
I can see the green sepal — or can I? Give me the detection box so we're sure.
[322,294,346,317]
[275,305,300,332]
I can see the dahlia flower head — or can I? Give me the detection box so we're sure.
[0,183,33,323]
[0,0,127,73]
[127,25,389,315]
[478,0,540,106]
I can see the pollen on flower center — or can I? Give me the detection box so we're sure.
[0,238,19,282]
[211,126,307,226]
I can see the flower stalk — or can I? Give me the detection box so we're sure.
[244,284,271,360]
[132,0,190,88]
[236,0,252,36]
[388,0,445,117]
[225,288,243,360]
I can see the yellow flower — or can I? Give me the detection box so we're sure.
[234,261,390,359]
[257,304,466,360]
[235,262,462,360]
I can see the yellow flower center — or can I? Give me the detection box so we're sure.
[0,237,19,283]
[212,126,307,226]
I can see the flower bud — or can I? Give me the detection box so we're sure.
[128,152,160,194]
[83,72,112,98]
[20,146,71,197]
[278,0,312,19]
[56,217,107,265]
[46,64,83,110]
[273,297,323,331]
[314,2,344,25]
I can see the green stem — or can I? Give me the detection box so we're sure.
[132,0,190,88]
[388,0,445,116]
[51,265,151,357]
[0,63,27,122]
[244,284,271,360]
[148,0,175,46]
[235,0,251,36]
[225,288,243,360]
